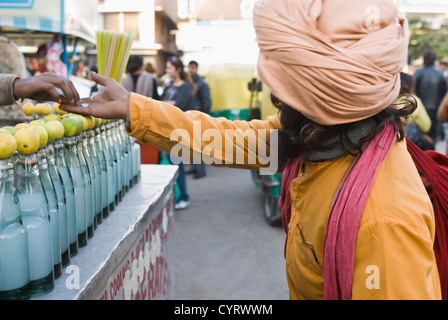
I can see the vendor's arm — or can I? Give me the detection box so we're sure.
[61,72,281,172]
[128,93,280,171]
[0,73,80,106]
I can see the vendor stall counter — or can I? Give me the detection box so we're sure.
[33,164,178,300]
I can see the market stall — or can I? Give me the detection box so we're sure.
[0,1,179,301]
[0,0,98,76]
[33,165,178,300]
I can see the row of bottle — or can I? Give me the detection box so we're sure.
[0,120,141,300]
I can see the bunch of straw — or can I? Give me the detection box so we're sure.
[96,31,135,84]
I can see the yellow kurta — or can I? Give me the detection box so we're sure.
[127,93,442,300]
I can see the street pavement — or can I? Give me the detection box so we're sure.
[172,165,289,300]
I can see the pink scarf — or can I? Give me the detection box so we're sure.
[279,123,396,300]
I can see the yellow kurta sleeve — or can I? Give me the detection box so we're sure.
[126,92,282,171]
[410,95,432,133]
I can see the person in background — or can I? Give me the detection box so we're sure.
[399,72,434,150]
[0,72,79,107]
[186,60,212,179]
[161,56,193,210]
[414,50,448,144]
[122,55,159,100]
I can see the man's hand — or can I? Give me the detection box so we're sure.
[60,72,130,120]
[13,72,80,105]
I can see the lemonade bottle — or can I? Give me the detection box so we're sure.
[106,123,120,205]
[45,144,70,267]
[75,135,94,242]
[54,139,78,257]
[87,130,103,225]
[130,137,141,184]
[100,125,116,212]
[16,154,54,296]
[36,148,62,279]
[63,137,88,248]
[94,127,110,220]
[115,121,129,195]
[0,157,30,300]
[111,122,124,202]
[118,120,132,192]
[81,133,97,235]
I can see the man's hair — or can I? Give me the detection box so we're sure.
[272,94,416,170]
[399,72,415,95]
[423,50,437,67]
[189,61,199,67]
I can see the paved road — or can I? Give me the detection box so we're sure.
[172,165,289,300]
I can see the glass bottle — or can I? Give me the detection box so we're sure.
[54,139,78,257]
[0,157,30,300]
[94,127,110,220]
[75,135,94,241]
[106,123,120,205]
[36,148,62,279]
[118,120,131,192]
[80,133,97,235]
[100,124,116,213]
[45,144,70,267]
[112,122,125,199]
[63,137,88,248]
[87,130,103,225]
[16,154,54,296]
[130,137,141,184]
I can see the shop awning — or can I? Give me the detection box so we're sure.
[0,0,98,44]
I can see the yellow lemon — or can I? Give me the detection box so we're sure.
[94,117,102,128]
[44,114,61,122]
[70,115,86,134]
[38,123,55,144]
[35,103,52,115]
[29,125,48,150]
[15,123,29,131]
[14,128,40,155]
[47,121,65,141]
[22,102,35,116]
[81,115,96,131]
[29,120,45,126]
[62,118,80,137]
[0,132,17,159]
[2,126,17,136]
[53,103,67,115]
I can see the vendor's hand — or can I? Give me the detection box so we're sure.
[13,72,80,105]
[60,72,130,120]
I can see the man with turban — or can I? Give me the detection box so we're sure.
[61,0,442,300]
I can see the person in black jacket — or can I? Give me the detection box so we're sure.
[414,50,448,143]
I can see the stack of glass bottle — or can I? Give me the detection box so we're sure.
[0,118,141,300]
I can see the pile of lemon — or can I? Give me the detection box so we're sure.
[0,102,110,160]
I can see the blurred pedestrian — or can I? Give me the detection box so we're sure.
[398,72,434,150]
[414,50,448,144]
[62,0,441,300]
[187,60,212,179]
[122,55,159,100]
[161,56,193,210]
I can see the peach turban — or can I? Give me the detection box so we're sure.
[253,0,409,125]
